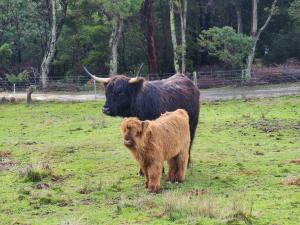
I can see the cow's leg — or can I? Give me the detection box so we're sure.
[188,109,199,167]
[167,157,177,183]
[147,163,163,193]
[175,148,189,182]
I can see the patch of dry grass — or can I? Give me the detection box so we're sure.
[282,176,300,186]
[159,191,254,224]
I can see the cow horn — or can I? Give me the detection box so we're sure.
[83,66,110,83]
[136,63,144,76]
[129,77,143,84]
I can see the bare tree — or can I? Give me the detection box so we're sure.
[40,0,67,89]
[109,18,124,76]
[234,0,243,33]
[244,0,277,82]
[100,1,142,76]
[169,0,188,74]
[169,0,180,74]
[179,0,187,73]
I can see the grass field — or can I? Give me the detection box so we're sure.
[0,96,299,225]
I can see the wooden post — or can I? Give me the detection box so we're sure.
[193,71,198,87]
[93,80,97,100]
[27,85,36,105]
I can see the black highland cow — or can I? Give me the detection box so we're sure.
[84,67,200,165]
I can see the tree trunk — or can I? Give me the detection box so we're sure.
[41,0,57,89]
[180,0,187,74]
[251,0,258,36]
[169,0,180,74]
[245,0,277,82]
[27,85,36,105]
[235,0,243,33]
[109,18,124,76]
[40,0,67,89]
[141,0,158,74]
[245,38,258,81]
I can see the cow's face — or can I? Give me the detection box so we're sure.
[102,76,143,117]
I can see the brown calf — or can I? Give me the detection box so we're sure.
[121,109,190,193]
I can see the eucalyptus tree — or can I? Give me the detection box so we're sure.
[169,0,188,74]
[245,0,278,81]
[289,0,300,20]
[0,0,42,65]
[99,0,143,76]
[40,0,68,89]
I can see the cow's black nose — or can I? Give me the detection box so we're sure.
[102,107,111,115]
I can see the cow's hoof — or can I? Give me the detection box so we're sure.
[139,169,144,177]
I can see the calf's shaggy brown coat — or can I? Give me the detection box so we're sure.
[121,109,190,193]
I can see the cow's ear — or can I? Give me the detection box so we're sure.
[103,81,109,88]
[128,77,144,85]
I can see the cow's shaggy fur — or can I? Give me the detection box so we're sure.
[121,109,190,193]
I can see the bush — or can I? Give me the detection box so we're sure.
[6,70,29,84]
[198,26,254,68]
[0,43,12,66]
[264,32,300,64]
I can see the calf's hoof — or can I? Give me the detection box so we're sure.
[148,185,160,193]
[167,175,177,183]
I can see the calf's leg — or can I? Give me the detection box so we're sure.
[167,157,177,183]
[175,148,189,182]
[147,163,163,193]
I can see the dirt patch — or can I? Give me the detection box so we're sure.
[0,151,12,158]
[289,159,300,165]
[239,169,257,176]
[11,223,31,225]
[188,189,210,197]
[282,177,300,186]
[236,119,300,133]
[79,199,95,205]
[252,119,300,133]
[0,151,17,171]
[35,183,50,189]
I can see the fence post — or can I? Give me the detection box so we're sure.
[193,71,198,87]
[13,83,16,94]
[93,80,97,100]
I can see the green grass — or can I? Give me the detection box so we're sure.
[0,96,299,225]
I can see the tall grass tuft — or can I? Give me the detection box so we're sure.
[160,191,254,224]
[19,163,54,182]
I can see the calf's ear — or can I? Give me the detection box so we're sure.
[141,121,149,131]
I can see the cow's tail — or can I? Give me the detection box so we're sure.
[188,102,200,167]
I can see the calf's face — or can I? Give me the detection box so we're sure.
[121,118,148,148]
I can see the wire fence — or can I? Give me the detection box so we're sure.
[1,67,300,94]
